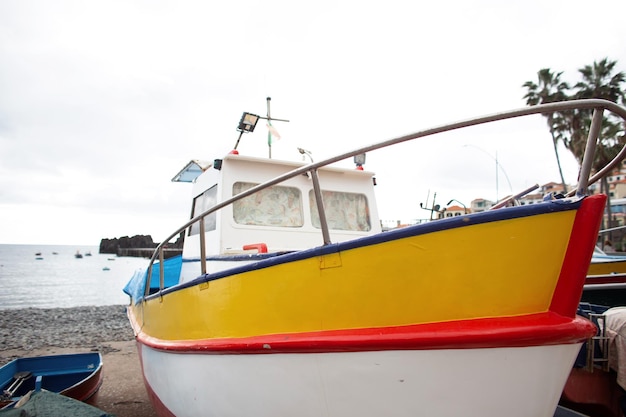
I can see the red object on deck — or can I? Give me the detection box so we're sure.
[243,243,268,253]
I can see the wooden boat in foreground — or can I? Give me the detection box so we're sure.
[0,352,103,409]
[124,99,626,417]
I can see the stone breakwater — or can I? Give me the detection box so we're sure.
[0,305,134,353]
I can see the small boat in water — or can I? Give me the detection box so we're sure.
[74,251,83,259]
[0,352,103,409]
[124,98,626,417]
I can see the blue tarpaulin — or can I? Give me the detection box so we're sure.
[123,255,182,302]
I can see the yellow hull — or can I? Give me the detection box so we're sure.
[588,259,626,275]
[129,197,603,343]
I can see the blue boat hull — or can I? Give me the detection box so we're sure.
[0,352,103,408]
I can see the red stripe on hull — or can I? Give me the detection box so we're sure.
[60,366,103,405]
[550,195,606,317]
[135,312,596,354]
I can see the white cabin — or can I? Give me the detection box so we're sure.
[176,153,381,283]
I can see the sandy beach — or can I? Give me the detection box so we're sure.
[0,305,157,417]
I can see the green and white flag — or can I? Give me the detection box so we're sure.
[267,121,281,146]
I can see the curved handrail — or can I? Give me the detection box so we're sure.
[145,99,626,296]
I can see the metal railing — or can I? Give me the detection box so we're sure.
[145,99,626,296]
[586,313,610,372]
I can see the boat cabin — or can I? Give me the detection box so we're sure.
[175,153,381,284]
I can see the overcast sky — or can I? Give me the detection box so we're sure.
[1,0,625,245]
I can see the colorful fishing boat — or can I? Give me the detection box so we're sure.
[124,98,626,417]
[583,246,626,306]
[0,352,103,409]
[589,245,626,276]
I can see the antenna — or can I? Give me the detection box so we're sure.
[232,98,289,157]
[264,97,289,159]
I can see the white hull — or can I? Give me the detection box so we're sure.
[139,343,582,417]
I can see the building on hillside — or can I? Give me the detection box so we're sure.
[382,161,626,235]
[380,219,424,231]
[587,159,626,199]
[470,198,495,213]
[442,205,468,217]
[611,180,626,199]
[514,182,568,206]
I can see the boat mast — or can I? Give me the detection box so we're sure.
[232,98,289,157]
[267,97,272,159]
[264,97,289,159]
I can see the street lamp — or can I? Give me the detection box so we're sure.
[298,147,314,162]
[447,199,468,214]
[463,144,513,202]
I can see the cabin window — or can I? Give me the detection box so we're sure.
[309,190,371,231]
[189,185,217,235]
[232,182,304,227]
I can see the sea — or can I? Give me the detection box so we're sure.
[0,244,150,310]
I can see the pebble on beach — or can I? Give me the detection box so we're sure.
[0,305,134,363]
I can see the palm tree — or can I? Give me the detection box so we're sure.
[563,59,626,166]
[523,69,570,191]
[568,59,626,232]
[575,58,626,103]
